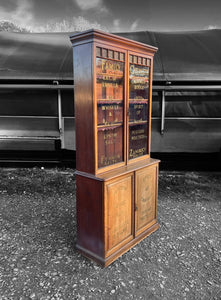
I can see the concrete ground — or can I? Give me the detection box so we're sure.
[0,168,220,299]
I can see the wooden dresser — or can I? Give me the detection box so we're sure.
[70,29,159,266]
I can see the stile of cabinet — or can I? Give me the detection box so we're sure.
[70,30,160,267]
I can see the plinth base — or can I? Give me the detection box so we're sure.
[76,222,159,267]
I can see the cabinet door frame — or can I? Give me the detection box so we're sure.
[134,164,158,237]
[127,50,153,165]
[104,172,134,257]
[94,42,127,175]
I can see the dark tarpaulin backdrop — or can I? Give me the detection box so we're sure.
[0,30,220,154]
[0,29,221,81]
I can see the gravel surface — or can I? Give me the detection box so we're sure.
[0,168,220,300]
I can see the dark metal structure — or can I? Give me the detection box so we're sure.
[0,30,220,164]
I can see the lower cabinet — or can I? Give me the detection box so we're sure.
[76,159,159,267]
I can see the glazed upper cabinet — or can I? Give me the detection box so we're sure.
[70,29,157,175]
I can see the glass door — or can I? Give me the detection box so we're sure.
[128,54,151,161]
[96,47,125,169]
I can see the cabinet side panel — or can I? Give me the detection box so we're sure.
[76,175,104,257]
[73,43,95,173]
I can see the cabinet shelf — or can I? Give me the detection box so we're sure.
[129,120,148,125]
[97,122,123,129]
[96,72,124,77]
[129,99,148,102]
[97,99,123,102]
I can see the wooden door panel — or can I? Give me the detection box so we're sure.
[105,174,133,255]
[135,165,157,236]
